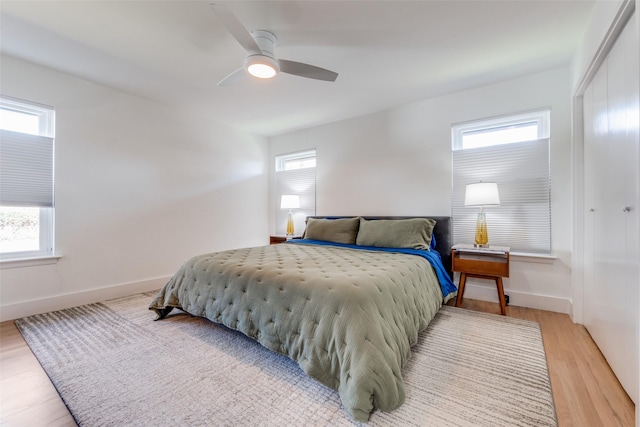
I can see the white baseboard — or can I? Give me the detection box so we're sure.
[462,283,573,315]
[0,276,171,322]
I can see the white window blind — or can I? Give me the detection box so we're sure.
[0,129,54,207]
[452,138,551,254]
[275,150,316,235]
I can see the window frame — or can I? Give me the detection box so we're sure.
[0,96,55,262]
[452,110,550,150]
[0,96,55,137]
[275,149,316,171]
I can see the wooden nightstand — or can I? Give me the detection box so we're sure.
[452,244,510,315]
[269,235,301,245]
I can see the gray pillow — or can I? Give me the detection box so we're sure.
[356,218,436,250]
[304,217,360,245]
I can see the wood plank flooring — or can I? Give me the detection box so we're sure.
[0,299,635,426]
[0,320,76,426]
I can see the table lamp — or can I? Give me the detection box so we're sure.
[464,182,500,247]
[280,194,300,236]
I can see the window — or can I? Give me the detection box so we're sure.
[276,150,316,171]
[451,110,551,254]
[275,150,316,235]
[0,96,55,260]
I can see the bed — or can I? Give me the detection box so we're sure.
[149,216,456,421]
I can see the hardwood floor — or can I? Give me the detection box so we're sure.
[0,320,76,426]
[0,299,635,426]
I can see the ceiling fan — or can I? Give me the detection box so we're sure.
[210,4,339,86]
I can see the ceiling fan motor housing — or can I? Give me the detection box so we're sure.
[251,30,277,57]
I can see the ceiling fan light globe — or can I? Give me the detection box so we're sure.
[246,55,279,79]
[248,63,277,79]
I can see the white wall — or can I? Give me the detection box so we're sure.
[269,67,573,314]
[0,55,269,321]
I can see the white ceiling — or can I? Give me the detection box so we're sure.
[0,1,595,137]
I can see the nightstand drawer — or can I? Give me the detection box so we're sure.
[270,235,302,245]
[270,235,288,245]
[452,251,509,277]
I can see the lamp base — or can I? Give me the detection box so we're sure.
[474,243,490,248]
[474,211,489,246]
[286,210,295,236]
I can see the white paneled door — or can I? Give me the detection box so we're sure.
[583,12,639,404]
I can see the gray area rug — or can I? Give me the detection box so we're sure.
[16,292,556,426]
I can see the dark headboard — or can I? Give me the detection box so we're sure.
[306,216,453,279]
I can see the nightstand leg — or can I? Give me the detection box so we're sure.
[455,273,467,307]
[496,277,507,315]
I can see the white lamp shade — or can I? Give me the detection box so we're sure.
[464,182,500,206]
[280,194,300,209]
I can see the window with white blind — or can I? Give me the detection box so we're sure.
[451,110,551,254]
[0,96,55,260]
[275,150,316,235]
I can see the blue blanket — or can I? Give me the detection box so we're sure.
[287,239,457,300]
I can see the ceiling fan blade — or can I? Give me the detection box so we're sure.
[210,3,262,55]
[279,60,338,82]
[218,67,247,86]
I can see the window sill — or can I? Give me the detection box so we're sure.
[0,255,61,269]
[510,252,557,264]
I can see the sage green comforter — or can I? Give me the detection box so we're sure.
[149,242,444,421]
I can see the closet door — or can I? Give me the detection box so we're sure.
[583,14,638,403]
[622,11,639,406]
[619,11,639,406]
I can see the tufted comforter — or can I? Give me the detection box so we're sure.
[149,241,447,421]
